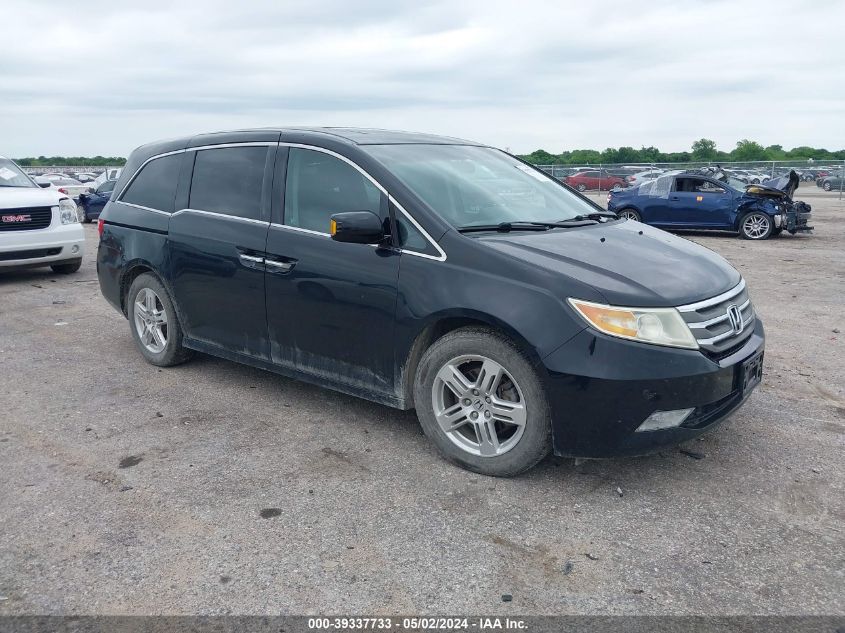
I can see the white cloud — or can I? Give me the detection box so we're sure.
[0,0,842,156]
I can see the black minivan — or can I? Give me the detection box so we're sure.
[97,128,764,476]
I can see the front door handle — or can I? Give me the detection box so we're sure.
[265,259,295,273]
[670,196,680,201]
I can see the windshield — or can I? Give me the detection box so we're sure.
[366,145,599,228]
[0,158,36,188]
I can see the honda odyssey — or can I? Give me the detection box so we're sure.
[97,128,764,476]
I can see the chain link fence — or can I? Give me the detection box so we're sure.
[534,159,845,200]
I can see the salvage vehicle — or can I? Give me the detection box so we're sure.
[97,128,765,476]
[607,170,812,240]
[817,171,844,191]
[0,155,84,273]
[34,175,92,200]
[564,169,626,192]
[78,179,116,222]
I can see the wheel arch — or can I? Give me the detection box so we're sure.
[120,260,182,322]
[398,310,544,410]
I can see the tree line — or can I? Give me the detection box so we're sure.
[519,139,845,165]
[13,156,127,167]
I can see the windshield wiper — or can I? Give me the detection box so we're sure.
[457,221,554,233]
[568,211,619,221]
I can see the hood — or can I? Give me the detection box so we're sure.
[747,170,799,200]
[0,186,66,208]
[478,220,740,307]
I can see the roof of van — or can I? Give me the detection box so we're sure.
[217,127,483,146]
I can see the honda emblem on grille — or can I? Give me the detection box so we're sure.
[2,214,32,223]
[726,304,743,335]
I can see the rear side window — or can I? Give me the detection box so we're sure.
[189,146,268,220]
[120,153,182,212]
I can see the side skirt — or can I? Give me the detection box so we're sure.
[182,337,404,409]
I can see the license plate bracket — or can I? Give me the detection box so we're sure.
[741,351,764,393]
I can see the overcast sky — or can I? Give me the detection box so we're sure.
[2,0,843,157]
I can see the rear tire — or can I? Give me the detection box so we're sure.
[127,273,193,367]
[413,327,552,477]
[619,208,641,222]
[51,259,82,274]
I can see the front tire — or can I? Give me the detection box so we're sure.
[576,183,587,192]
[823,181,832,191]
[51,259,82,274]
[127,273,193,367]
[739,212,773,240]
[413,327,552,477]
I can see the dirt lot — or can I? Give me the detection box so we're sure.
[1,190,843,616]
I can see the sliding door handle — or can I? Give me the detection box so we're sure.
[238,253,264,265]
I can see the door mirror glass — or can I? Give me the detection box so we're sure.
[330,211,385,244]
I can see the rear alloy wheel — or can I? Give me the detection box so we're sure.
[619,208,641,222]
[740,212,773,240]
[127,273,193,366]
[414,327,551,477]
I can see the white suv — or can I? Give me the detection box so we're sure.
[1,156,85,273]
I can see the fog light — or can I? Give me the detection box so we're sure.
[71,245,79,254]
[636,408,695,432]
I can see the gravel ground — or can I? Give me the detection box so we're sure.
[1,190,843,616]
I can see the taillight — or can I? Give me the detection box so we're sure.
[97,218,104,237]
[58,187,68,194]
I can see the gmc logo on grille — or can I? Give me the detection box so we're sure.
[2,214,32,223]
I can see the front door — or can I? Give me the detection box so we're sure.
[265,146,400,396]
[168,144,274,358]
[668,177,732,228]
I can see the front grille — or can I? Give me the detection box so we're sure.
[0,247,62,262]
[678,280,755,357]
[0,206,53,231]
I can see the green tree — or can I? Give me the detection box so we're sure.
[691,138,717,161]
[731,140,768,161]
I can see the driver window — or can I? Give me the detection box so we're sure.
[284,148,385,233]
[697,180,725,194]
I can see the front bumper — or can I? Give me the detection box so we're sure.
[543,318,765,457]
[0,222,85,268]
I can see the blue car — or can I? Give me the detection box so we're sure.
[606,170,812,240]
[78,180,117,222]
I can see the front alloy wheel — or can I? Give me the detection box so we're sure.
[432,355,527,457]
[413,327,551,477]
[740,212,772,240]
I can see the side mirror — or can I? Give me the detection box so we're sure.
[330,211,385,244]
[38,181,51,188]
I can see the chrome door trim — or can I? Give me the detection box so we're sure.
[171,208,269,226]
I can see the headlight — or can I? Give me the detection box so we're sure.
[568,298,699,349]
[59,198,79,224]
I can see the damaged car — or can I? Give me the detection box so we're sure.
[606,170,812,240]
